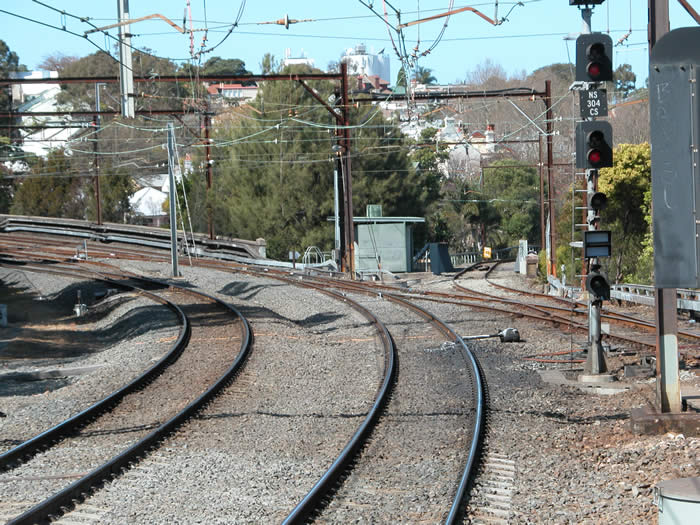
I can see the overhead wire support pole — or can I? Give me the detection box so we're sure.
[204,107,214,240]
[92,113,101,225]
[167,122,179,278]
[545,80,556,278]
[340,62,355,277]
[539,135,545,253]
[117,0,135,118]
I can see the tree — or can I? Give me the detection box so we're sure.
[56,49,185,112]
[597,143,651,283]
[414,66,437,85]
[190,65,422,259]
[85,163,135,223]
[614,63,636,99]
[200,57,249,76]
[465,59,511,87]
[395,67,407,89]
[1,39,28,212]
[38,53,79,74]
[10,150,86,218]
[260,53,279,75]
[483,159,541,246]
[0,40,26,120]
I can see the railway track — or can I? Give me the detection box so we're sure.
[0,260,252,524]
[469,260,700,357]
[5,226,698,354]
[4,220,697,523]
[1,231,486,523]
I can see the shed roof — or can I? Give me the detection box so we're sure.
[328,216,425,224]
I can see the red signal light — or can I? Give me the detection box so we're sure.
[588,149,602,166]
[587,62,601,80]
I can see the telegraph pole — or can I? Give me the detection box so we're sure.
[117,0,135,118]
[340,63,355,276]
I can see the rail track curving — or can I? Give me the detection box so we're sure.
[1,225,487,523]
[1,260,252,524]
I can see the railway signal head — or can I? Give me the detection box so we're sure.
[588,191,607,212]
[576,33,613,83]
[585,265,610,301]
[576,121,613,169]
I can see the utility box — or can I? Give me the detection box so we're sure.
[526,253,538,277]
[649,27,700,288]
[429,243,454,275]
[655,477,700,525]
[353,216,425,273]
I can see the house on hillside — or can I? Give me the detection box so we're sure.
[352,75,391,95]
[129,174,170,226]
[281,48,315,69]
[206,83,258,103]
[340,44,390,84]
[10,70,85,157]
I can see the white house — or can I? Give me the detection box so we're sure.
[10,71,86,157]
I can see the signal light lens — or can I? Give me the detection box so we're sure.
[588,149,602,165]
[587,62,602,80]
[588,130,604,147]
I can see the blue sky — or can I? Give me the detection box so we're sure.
[1,1,697,88]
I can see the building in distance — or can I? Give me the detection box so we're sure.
[340,44,390,84]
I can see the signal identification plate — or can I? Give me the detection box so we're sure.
[579,89,608,118]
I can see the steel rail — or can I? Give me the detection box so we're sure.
[238,275,398,524]
[10,248,398,523]
[6,224,676,352]
[479,260,700,342]
[0,260,189,471]
[264,267,485,524]
[8,228,481,521]
[370,290,486,524]
[3,261,252,525]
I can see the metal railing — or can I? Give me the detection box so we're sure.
[611,283,700,313]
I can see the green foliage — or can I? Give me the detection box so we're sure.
[437,159,542,253]
[85,164,136,223]
[10,150,86,218]
[57,50,186,112]
[413,66,437,85]
[395,67,407,89]
[1,39,26,128]
[481,159,541,248]
[614,64,637,99]
[537,249,547,283]
[598,142,652,283]
[0,39,27,210]
[200,57,250,76]
[260,53,279,75]
[193,65,422,259]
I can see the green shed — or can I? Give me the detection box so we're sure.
[353,213,425,273]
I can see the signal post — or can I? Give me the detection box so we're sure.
[570,1,614,380]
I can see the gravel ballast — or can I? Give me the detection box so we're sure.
[2,259,699,524]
